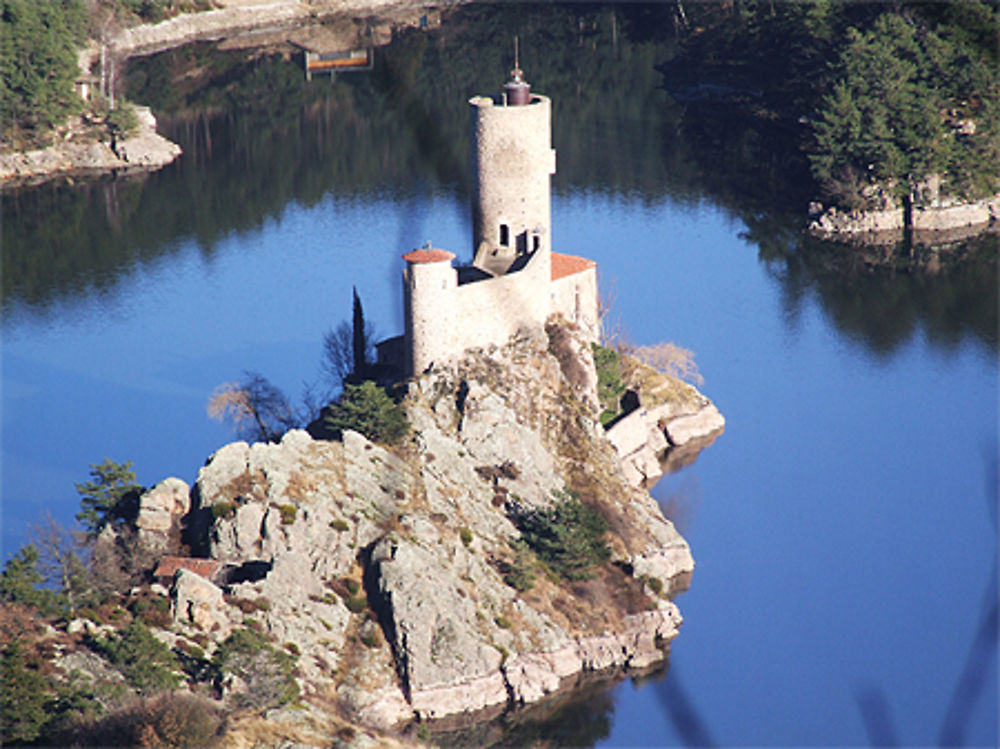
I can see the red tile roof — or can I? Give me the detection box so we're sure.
[551,252,597,280]
[154,556,223,580]
[403,248,455,264]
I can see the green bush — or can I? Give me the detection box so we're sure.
[330,518,350,532]
[211,500,237,520]
[91,620,181,693]
[323,381,409,445]
[213,627,298,709]
[277,503,297,525]
[512,490,610,582]
[344,595,367,614]
[459,527,473,548]
[106,103,139,138]
[591,344,626,425]
[502,539,537,592]
[0,0,87,140]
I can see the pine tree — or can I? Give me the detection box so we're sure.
[1,641,52,745]
[75,459,143,537]
[323,381,409,445]
[0,545,50,611]
[351,286,368,381]
[0,0,88,139]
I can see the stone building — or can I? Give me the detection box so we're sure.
[380,66,600,377]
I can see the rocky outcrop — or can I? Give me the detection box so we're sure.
[159,320,704,730]
[0,106,181,185]
[135,477,191,553]
[605,357,725,488]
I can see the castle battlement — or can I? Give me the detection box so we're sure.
[390,67,599,377]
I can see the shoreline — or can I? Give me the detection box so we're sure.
[0,0,451,188]
[0,106,181,187]
[808,193,1000,245]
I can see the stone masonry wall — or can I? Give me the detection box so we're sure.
[406,249,552,375]
[550,266,600,342]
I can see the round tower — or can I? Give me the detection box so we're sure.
[469,64,556,277]
[403,244,457,376]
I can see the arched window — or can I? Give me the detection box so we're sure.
[499,224,509,247]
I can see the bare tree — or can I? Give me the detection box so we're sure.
[619,341,704,386]
[207,371,299,443]
[31,513,93,616]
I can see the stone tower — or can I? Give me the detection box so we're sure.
[392,62,597,379]
[469,62,556,279]
[403,245,457,377]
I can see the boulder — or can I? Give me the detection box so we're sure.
[136,477,190,552]
[171,568,231,637]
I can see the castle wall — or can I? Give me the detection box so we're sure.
[551,267,600,342]
[406,249,552,375]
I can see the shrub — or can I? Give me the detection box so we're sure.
[323,381,409,445]
[360,631,380,648]
[1,642,51,745]
[494,616,511,629]
[512,490,610,582]
[330,519,350,532]
[502,539,537,592]
[344,595,367,614]
[79,693,222,748]
[644,575,664,597]
[277,504,297,525]
[91,620,181,693]
[591,344,626,425]
[106,103,139,138]
[459,527,473,548]
[225,595,271,614]
[213,627,298,709]
[211,500,237,520]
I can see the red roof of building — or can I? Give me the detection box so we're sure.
[403,248,455,264]
[551,252,597,281]
[154,556,223,580]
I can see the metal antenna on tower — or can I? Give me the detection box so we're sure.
[510,35,523,82]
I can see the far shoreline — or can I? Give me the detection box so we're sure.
[0,0,455,187]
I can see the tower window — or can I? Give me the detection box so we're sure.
[532,234,540,252]
[499,224,509,247]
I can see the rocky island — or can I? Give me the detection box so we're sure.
[1,57,723,746]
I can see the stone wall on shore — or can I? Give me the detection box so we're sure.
[809,192,1000,241]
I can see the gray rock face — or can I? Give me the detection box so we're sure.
[136,477,190,553]
[171,568,231,637]
[606,369,725,489]
[182,320,708,726]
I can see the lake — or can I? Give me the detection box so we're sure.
[2,3,996,746]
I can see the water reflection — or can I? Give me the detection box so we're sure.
[431,674,617,748]
[4,2,994,359]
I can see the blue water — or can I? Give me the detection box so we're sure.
[2,17,997,747]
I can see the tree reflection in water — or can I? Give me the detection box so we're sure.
[856,446,996,749]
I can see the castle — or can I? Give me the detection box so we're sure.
[378,65,600,377]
